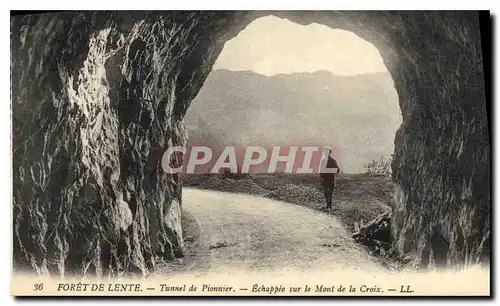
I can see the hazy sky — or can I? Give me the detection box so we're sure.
[213,16,388,76]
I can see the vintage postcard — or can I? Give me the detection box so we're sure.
[10,10,491,297]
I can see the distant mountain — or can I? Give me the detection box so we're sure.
[184,69,402,173]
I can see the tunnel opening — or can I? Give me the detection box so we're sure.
[183,15,402,177]
[180,15,402,260]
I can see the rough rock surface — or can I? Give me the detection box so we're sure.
[11,11,489,276]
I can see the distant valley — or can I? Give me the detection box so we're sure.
[184,69,402,173]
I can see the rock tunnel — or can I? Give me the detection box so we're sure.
[11,11,490,276]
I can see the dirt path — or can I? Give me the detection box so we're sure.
[158,188,385,277]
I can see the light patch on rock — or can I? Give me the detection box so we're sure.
[113,192,133,232]
[165,199,184,248]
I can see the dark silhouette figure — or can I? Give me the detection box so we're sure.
[320,150,341,211]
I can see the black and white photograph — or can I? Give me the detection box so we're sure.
[7,6,493,298]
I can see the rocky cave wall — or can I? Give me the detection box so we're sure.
[11,11,489,276]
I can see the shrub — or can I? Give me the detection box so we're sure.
[363,155,392,176]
